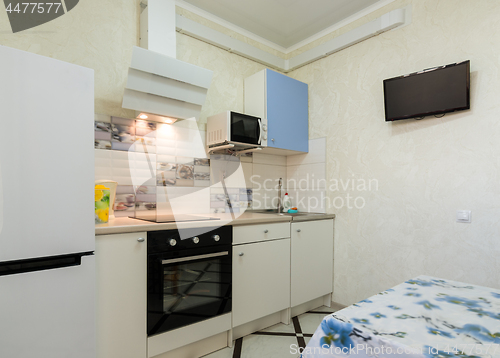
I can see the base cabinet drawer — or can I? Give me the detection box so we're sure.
[233,222,290,245]
[232,238,291,327]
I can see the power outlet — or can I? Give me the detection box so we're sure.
[456,210,471,223]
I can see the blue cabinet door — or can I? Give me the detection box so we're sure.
[266,69,308,152]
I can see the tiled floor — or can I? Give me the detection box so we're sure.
[203,306,340,358]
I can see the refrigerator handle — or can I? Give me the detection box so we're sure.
[0,252,94,277]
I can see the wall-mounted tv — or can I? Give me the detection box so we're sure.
[383,60,470,121]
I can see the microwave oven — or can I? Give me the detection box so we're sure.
[206,111,267,148]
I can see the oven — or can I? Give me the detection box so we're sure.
[147,226,232,336]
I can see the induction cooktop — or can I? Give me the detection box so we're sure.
[131,214,220,223]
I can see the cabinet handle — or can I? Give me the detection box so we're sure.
[264,229,269,233]
[137,237,145,242]
[271,138,275,142]
[296,229,301,232]
[239,252,244,256]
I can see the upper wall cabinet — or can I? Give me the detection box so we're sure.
[244,69,309,154]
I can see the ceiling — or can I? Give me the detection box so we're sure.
[182,0,382,49]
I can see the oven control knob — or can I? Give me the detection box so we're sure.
[262,134,267,140]
[262,124,267,131]
[212,235,220,242]
[192,236,200,244]
[169,239,177,246]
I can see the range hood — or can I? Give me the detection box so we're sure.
[122,0,213,121]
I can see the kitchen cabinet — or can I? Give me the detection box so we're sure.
[96,232,147,358]
[244,68,309,153]
[291,219,334,307]
[232,234,290,327]
[233,221,290,245]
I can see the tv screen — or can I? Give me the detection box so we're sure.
[383,60,470,121]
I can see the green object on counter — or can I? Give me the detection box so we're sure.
[95,185,110,223]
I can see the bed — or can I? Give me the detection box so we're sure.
[302,276,500,358]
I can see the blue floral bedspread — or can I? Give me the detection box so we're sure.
[302,276,500,358]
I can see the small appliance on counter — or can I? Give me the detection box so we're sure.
[95,180,118,219]
[95,185,111,223]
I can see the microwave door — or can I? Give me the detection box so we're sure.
[230,112,260,145]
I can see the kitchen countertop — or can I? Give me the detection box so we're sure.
[95,212,335,235]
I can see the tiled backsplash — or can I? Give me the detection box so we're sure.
[286,138,328,213]
[94,114,327,217]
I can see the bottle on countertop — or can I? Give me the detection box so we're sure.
[283,193,292,211]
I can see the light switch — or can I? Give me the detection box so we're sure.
[456,210,471,223]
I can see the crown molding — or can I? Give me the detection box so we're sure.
[174,0,288,55]
[285,0,397,53]
[175,0,397,55]
[175,8,407,73]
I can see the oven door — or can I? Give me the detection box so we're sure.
[229,111,262,145]
[147,245,232,336]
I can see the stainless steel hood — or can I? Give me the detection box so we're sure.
[122,0,213,121]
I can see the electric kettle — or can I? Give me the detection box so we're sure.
[95,180,118,220]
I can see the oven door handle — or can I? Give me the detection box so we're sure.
[161,251,229,265]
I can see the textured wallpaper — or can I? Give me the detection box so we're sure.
[176,33,269,124]
[289,0,500,305]
[2,0,499,307]
[0,0,140,118]
[0,1,272,121]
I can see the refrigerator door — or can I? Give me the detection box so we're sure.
[0,255,95,358]
[0,45,94,262]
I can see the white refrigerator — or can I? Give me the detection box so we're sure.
[0,45,95,358]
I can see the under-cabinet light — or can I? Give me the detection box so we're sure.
[136,112,177,124]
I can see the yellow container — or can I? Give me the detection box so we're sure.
[95,185,110,223]
[95,180,118,219]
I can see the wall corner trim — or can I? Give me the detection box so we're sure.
[175,8,407,73]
